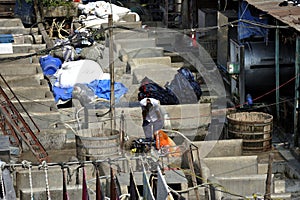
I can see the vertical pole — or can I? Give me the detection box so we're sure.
[275,27,280,122]
[187,146,200,200]
[108,14,116,133]
[294,37,300,147]
[239,45,245,106]
[165,0,169,28]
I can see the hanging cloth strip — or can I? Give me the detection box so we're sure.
[0,161,6,200]
[82,166,89,200]
[1,166,16,200]
[95,167,104,200]
[110,167,119,200]
[0,160,17,200]
[22,160,34,200]
[129,167,140,200]
[142,164,155,200]
[39,161,51,200]
[156,166,169,200]
[61,165,69,200]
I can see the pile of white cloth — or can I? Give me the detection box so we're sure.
[78,1,140,28]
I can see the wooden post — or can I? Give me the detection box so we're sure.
[33,0,54,48]
[108,14,116,134]
[264,153,274,200]
[187,145,200,200]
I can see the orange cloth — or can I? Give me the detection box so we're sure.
[154,130,181,157]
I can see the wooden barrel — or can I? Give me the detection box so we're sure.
[76,129,120,161]
[227,112,273,153]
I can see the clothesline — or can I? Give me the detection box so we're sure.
[0,155,151,169]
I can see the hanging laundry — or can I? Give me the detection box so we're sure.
[62,167,69,200]
[82,167,89,200]
[2,168,17,200]
[156,167,169,200]
[142,165,155,200]
[96,169,104,200]
[110,167,119,200]
[166,67,202,104]
[129,168,140,200]
[0,161,16,200]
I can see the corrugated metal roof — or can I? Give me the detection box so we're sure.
[244,0,300,32]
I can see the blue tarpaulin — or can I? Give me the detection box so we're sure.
[88,79,128,101]
[53,80,128,103]
[0,34,14,43]
[238,1,268,40]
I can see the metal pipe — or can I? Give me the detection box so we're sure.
[294,37,300,147]
[275,27,280,121]
[239,45,245,106]
[108,14,116,133]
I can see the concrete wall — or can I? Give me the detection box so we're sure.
[97,103,211,138]
[203,155,258,177]
[192,139,243,158]
[208,174,273,199]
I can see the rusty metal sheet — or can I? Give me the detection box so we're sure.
[244,0,300,32]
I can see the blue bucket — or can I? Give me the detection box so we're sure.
[39,55,62,76]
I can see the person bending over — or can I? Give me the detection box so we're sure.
[140,98,164,141]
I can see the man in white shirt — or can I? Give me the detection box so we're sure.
[140,98,164,140]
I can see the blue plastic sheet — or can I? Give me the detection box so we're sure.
[238,1,268,40]
[88,79,128,100]
[53,79,128,103]
[0,34,14,43]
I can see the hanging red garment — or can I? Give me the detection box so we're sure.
[96,169,103,200]
[62,168,69,200]
[82,167,89,200]
[110,167,119,200]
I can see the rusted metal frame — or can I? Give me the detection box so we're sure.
[0,74,40,132]
[0,100,49,162]
[0,84,48,162]
[0,111,21,146]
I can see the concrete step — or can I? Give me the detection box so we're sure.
[0,53,39,64]
[11,98,58,113]
[114,38,156,54]
[0,18,24,27]
[12,43,47,53]
[20,186,83,200]
[0,63,41,76]
[0,27,39,35]
[119,47,164,62]
[132,64,178,85]
[21,111,63,130]
[0,74,45,87]
[3,85,53,100]
[13,34,43,44]
[102,21,142,31]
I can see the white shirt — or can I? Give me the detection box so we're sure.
[140,98,161,122]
